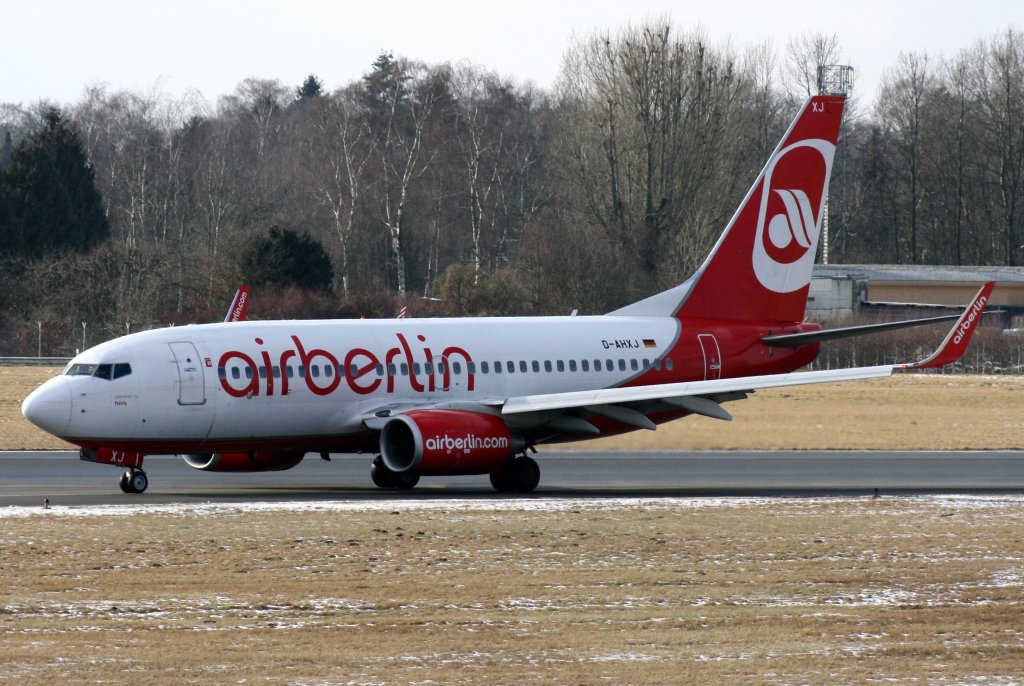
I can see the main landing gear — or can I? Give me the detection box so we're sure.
[368,454,541,493]
[489,455,541,494]
[370,456,420,489]
[118,469,149,494]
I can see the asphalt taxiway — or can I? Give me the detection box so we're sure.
[2,450,1024,507]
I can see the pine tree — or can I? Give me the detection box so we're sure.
[296,74,324,100]
[0,108,109,257]
[242,226,333,291]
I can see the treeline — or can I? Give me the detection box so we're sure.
[1,21,1023,357]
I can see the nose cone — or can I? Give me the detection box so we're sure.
[22,377,72,437]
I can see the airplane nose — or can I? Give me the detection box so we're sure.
[22,377,72,437]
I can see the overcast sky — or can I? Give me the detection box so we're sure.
[4,0,1022,109]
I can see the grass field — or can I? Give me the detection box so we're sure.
[4,366,1023,451]
[2,497,1024,685]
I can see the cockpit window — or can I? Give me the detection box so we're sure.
[66,363,98,376]
[64,362,132,380]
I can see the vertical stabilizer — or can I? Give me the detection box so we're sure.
[611,95,846,323]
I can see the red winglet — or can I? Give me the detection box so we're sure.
[899,282,995,370]
[225,286,251,322]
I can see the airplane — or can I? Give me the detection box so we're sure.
[21,93,996,495]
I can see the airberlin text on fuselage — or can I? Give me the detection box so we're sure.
[217,333,474,398]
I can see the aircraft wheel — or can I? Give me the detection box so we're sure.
[489,471,513,493]
[119,471,133,493]
[129,470,148,494]
[370,457,393,488]
[490,456,540,494]
[512,456,541,493]
[394,472,420,489]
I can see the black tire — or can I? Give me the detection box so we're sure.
[119,471,133,493]
[370,457,395,488]
[489,468,515,493]
[512,456,540,493]
[490,456,540,494]
[394,472,420,489]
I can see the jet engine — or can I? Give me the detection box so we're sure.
[379,409,520,476]
[181,451,305,472]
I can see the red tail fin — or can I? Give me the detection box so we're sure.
[611,95,846,323]
[680,95,845,322]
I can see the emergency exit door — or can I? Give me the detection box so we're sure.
[698,334,722,381]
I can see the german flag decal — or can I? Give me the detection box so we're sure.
[643,339,657,348]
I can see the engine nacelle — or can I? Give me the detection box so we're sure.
[181,451,305,472]
[380,409,519,476]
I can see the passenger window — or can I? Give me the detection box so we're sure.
[519,361,527,373]
[618,359,626,371]
[349,364,359,377]
[506,361,515,373]
[217,367,226,380]
[413,363,422,376]
[606,359,614,370]
[544,361,552,373]
[375,364,385,377]
[245,367,254,379]
[454,362,463,374]
[259,366,267,379]
[425,362,434,375]
[113,363,132,379]
[630,359,639,371]
[273,366,280,379]
[557,360,565,372]
[569,360,577,372]
[388,364,397,376]
[400,363,409,376]
[311,366,319,378]
[324,365,333,378]
[654,359,662,371]
[666,359,674,371]
[581,360,590,372]
[232,367,241,380]
[594,360,602,372]
[298,366,306,378]
[532,361,540,373]
[642,360,651,370]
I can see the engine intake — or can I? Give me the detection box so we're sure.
[380,410,519,476]
[181,451,305,472]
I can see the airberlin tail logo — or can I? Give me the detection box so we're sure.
[752,138,835,293]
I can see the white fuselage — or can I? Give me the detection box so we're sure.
[27,315,686,451]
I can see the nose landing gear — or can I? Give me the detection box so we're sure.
[118,469,149,494]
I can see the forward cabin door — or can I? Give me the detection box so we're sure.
[698,334,722,381]
[169,341,207,405]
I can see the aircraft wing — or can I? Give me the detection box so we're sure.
[501,281,995,421]
[360,282,993,433]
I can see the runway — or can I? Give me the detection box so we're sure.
[3,450,1024,507]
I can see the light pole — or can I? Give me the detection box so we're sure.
[37,321,41,358]
[81,322,87,352]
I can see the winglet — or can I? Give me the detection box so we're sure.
[225,286,251,322]
[899,282,995,370]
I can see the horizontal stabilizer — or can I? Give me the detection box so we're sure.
[763,313,965,348]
